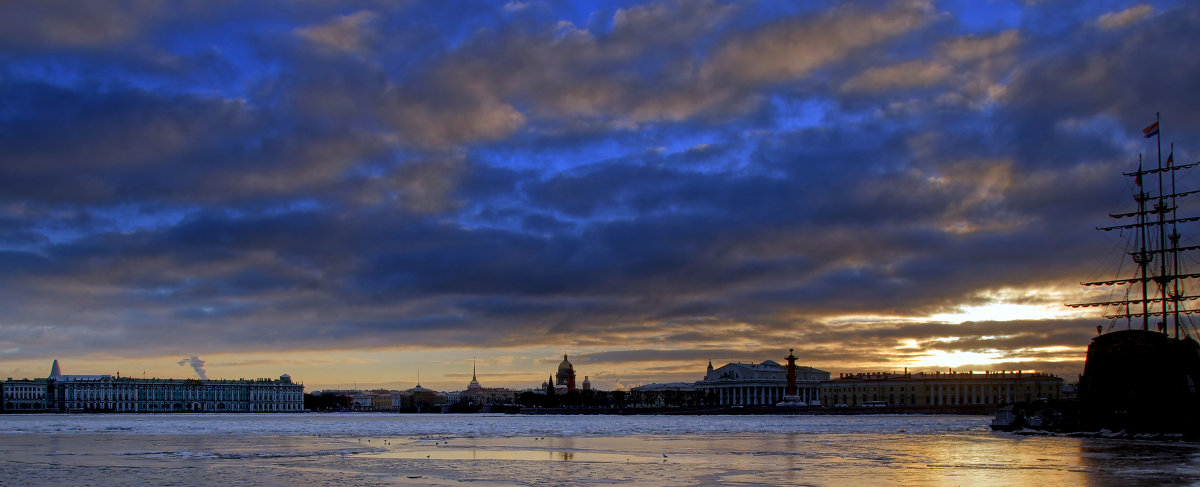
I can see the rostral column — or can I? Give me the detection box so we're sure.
[785,348,798,397]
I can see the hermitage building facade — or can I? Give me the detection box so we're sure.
[2,360,303,413]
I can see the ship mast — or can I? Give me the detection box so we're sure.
[1168,141,1181,337]
[1139,153,1152,331]
[1069,115,1200,339]
[1155,112,1169,334]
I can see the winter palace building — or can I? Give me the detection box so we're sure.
[1,360,304,413]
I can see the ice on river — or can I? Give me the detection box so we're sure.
[2,414,1198,486]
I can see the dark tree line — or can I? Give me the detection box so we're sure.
[304,393,351,411]
[517,389,631,408]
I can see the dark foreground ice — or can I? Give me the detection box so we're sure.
[2,414,1198,486]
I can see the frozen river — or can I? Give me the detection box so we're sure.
[2,413,1198,486]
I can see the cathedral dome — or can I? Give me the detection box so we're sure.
[555,354,578,392]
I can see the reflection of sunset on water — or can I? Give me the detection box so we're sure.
[4,414,1199,485]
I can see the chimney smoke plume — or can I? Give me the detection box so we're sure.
[177,355,208,380]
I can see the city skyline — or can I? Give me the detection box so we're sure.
[4,1,1200,393]
[17,352,1063,395]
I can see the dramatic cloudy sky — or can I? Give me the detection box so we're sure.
[3,0,1200,391]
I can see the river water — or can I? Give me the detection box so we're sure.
[1,413,1197,486]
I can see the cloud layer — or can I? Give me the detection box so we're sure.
[2,0,1199,387]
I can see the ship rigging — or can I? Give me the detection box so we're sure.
[990,115,1200,435]
[1068,113,1200,339]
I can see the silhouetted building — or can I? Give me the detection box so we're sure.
[696,360,829,406]
[821,370,1063,407]
[461,363,516,405]
[398,384,439,409]
[556,355,576,392]
[629,382,703,407]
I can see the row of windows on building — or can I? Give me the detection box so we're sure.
[821,374,1061,407]
[1,382,49,410]
[634,362,1065,408]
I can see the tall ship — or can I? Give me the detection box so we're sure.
[1067,114,1200,434]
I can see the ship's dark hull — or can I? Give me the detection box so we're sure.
[1078,329,1200,434]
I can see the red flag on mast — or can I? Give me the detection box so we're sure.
[1143,121,1160,138]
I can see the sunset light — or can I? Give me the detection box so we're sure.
[928,302,1087,324]
[909,350,1012,369]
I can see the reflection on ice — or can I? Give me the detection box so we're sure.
[0,412,991,437]
[115,447,383,460]
[2,414,1199,486]
[377,448,672,464]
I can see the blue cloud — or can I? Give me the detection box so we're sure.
[1,0,1198,381]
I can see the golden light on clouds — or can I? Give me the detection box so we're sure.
[928,302,1085,324]
[928,287,1095,324]
[908,345,1081,371]
[828,287,1091,327]
[821,287,1094,372]
[909,350,1011,369]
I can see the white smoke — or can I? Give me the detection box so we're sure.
[177,355,208,380]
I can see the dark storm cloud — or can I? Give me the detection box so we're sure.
[1006,4,1200,134]
[0,81,254,203]
[0,0,163,49]
[2,0,1198,382]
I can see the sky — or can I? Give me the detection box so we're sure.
[3,0,1200,392]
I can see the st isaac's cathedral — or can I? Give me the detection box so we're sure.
[542,355,590,393]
